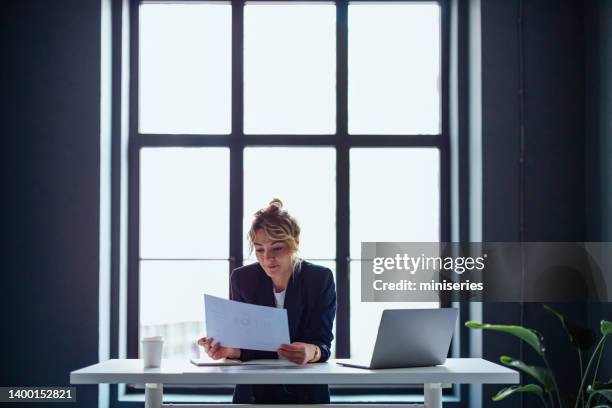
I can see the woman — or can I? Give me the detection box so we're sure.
[197,199,337,404]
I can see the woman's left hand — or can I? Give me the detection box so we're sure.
[277,342,316,365]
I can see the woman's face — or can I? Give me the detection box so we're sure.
[253,229,293,280]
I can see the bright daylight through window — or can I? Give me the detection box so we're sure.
[135,1,443,364]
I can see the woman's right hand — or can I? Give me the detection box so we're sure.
[197,337,241,360]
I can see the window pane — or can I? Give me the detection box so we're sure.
[244,3,336,134]
[349,148,440,257]
[349,261,438,359]
[139,260,229,359]
[349,149,440,358]
[348,3,441,134]
[139,3,231,134]
[140,148,229,258]
[243,148,335,259]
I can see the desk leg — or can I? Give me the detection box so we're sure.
[424,383,442,408]
[145,383,163,408]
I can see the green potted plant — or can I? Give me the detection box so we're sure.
[466,305,611,408]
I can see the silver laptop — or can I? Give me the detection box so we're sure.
[336,308,458,369]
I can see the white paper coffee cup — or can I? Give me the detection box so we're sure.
[142,336,164,368]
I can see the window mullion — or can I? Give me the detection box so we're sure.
[229,0,245,280]
[335,0,350,359]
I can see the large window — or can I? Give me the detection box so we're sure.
[129,0,448,388]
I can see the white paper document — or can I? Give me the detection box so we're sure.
[190,357,243,366]
[190,358,298,367]
[204,294,290,352]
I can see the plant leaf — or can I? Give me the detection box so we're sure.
[466,321,546,355]
[590,381,612,391]
[602,320,612,336]
[492,384,543,401]
[543,304,596,350]
[499,355,554,391]
[588,382,612,405]
[588,390,612,404]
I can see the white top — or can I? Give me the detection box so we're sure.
[70,358,519,385]
[273,289,286,308]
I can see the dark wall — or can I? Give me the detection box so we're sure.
[481,0,587,240]
[479,0,600,407]
[522,2,588,407]
[7,1,101,407]
[523,0,586,242]
[585,0,612,385]
[479,1,523,407]
[586,0,612,242]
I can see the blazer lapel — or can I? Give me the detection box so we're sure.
[255,264,275,307]
[284,273,303,342]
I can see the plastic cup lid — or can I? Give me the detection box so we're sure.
[141,336,163,342]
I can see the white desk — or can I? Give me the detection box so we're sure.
[71,358,518,408]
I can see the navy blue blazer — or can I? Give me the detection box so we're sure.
[229,261,336,404]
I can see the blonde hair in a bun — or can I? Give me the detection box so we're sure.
[268,198,283,210]
[248,199,301,267]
